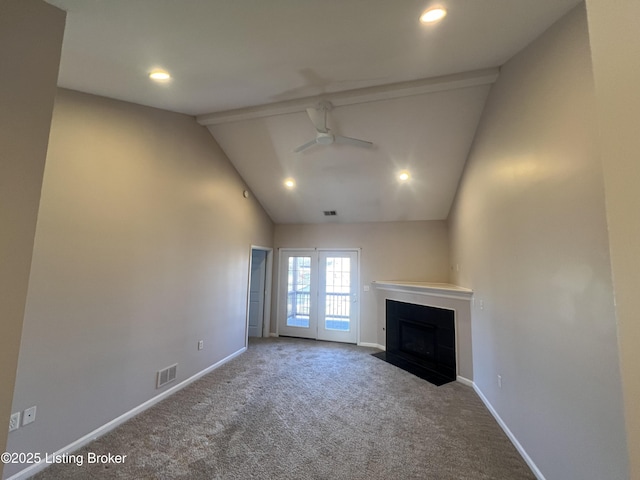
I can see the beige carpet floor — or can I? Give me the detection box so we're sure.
[33,337,535,479]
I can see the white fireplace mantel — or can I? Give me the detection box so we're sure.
[371,280,474,384]
[372,281,473,300]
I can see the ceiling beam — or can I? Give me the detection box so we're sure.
[196,67,499,126]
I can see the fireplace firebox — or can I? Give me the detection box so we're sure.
[373,300,456,386]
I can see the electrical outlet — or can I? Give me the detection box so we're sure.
[9,412,20,432]
[23,406,36,426]
[497,375,503,389]
[198,340,204,351]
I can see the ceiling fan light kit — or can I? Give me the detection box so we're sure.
[316,133,335,145]
[294,100,373,153]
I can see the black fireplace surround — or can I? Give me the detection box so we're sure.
[373,300,456,386]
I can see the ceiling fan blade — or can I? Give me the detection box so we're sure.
[306,107,328,133]
[294,138,318,153]
[334,135,373,149]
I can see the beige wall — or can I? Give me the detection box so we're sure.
[4,89,273,478]
[0,1,65,474]
[585,1,640,477]
[448,5,628,480]
[273,221,450,345]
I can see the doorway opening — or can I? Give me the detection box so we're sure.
[246,246,273,343]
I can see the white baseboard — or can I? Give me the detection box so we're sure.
[6,347,247,480]
[357,342,385,350]
[472,383,546,480]
[269,333,279,338]
[456,375,473,387]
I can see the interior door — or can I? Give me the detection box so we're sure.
[277,249,358,344]
[248,249,267,337]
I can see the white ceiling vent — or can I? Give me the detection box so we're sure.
[157,363,177,389]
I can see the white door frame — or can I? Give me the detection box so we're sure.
[245,245,273,345]
[276,247,360,344]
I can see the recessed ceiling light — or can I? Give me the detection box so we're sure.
[398,170,411,182]
[420,7,447,24]
[149,69,171,81]
[284,178,296,189]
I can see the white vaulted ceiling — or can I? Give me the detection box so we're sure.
[45,0,582,224]
[204,74,494,224]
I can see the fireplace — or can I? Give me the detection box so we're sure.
[374,300,456,386]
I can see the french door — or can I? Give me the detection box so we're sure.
[277,249,358,344]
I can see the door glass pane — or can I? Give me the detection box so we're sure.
[324,257,350,331]
[287,256,311,328]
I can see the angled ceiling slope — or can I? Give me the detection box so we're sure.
[201,70,497,224]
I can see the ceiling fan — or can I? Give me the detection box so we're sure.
[294,100,373,153]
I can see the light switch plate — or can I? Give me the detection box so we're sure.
[9,412,20,432]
